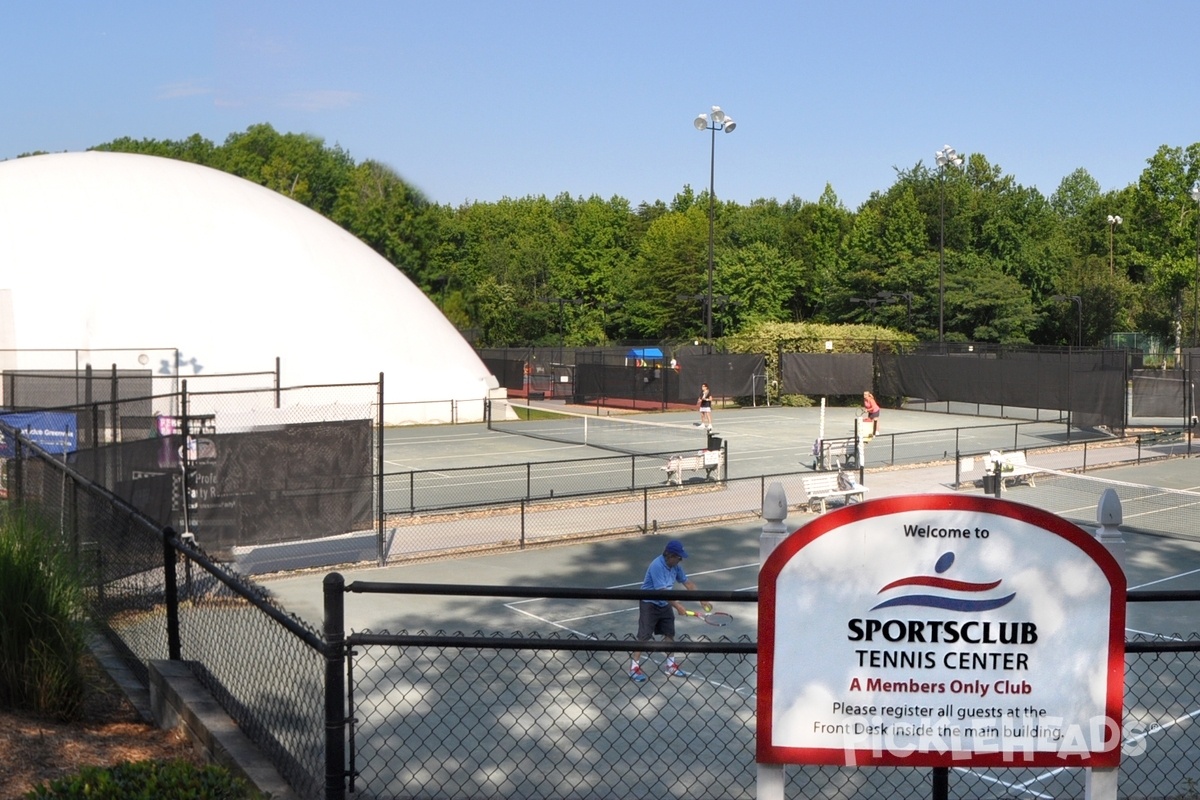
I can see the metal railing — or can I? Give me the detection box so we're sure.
[8,421,1200,799]
[324,580,1200,800]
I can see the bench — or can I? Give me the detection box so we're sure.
[801,472,868,513]
[981,450,1038,488]
[661,449,723,486]
[811,437,861,470]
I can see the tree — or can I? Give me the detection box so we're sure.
[945,254,1037,343]
[618,207,708,340]
[1051,168,1101,219]
[332,160,433,282]
[713,241,801,332]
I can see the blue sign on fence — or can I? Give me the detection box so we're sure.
[0,411,79,457]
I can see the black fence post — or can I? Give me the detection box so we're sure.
[162,527,181,661]
[932,766,948,800]
[324,573,347,800]
[109,364,118,447]
[376,374,385,567]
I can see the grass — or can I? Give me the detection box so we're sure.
[512,405,571,421]
[24,758,268,799]
[0,508,90,720]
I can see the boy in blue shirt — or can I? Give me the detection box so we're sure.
[630,539,708,681]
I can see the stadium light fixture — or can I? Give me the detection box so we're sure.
[1106,214,1123,276]
[695,105,736,352]
[935,145,963,344]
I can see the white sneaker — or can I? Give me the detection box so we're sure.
[663,662,689,678]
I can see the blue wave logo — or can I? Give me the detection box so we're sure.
[870,551,1015,612]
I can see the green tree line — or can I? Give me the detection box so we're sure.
[72,124,1200,350]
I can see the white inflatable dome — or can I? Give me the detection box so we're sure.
[0,151,498,424]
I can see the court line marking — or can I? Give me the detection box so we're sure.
[1126,628,1184,641]
[1125,568,1200,639]
[1130,566,1200,590]
[957,704,1200,797]
[501,564,758,636]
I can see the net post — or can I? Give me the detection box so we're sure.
[1094,488,1126,574]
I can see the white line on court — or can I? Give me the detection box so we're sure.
[504,604,596,639]
[955,704,1200,798]
[1125,568,1200,638]
[501,564,759,643]
[1126,628,1184,641]
[1130,566,1200,590]
[953,768,1057,800]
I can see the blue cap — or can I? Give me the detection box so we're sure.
[665,540,688,558]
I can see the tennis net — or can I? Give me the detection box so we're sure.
[488,405,714,456]
[1016,467,1200,540]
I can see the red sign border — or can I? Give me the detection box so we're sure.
[757,494,1127,768]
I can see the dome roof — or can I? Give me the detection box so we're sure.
[0,152,496,423]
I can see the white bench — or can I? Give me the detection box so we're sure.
[801,472,868,513]
[981,450,1038,488]
[661,449,723,485]
[811,437,861,470]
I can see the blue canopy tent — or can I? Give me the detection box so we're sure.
[625,347,664,367]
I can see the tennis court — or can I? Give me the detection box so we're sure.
[259,460,1200,800]
[258,403,1200,799]
[378,403,1119,512]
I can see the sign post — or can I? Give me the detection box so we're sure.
[758,494,1125,783]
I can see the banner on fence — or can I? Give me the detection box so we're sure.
[0,410,78,456]
[757,494,1125,768]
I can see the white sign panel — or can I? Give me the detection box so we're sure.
[758,494,1125,768]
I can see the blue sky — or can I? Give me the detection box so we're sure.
[5,1,1199,210]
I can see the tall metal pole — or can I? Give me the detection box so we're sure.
[934,145,961,345]
[707,125,716,352]
[1192,182,1200,347]
[938,173,946,344]
[1107,215,1122,276]
[1109,221,1114,276]
[695,107,734,354]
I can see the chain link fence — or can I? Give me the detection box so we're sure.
[6,417,1200,799]
[335,585,1200,800]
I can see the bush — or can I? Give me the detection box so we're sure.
[25,758,268,799]
[0,509,89,719]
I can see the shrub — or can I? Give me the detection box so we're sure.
[25,758,268,799]
[0,509,89,719]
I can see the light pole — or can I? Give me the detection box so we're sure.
[1051,294,1083,347]
[935,145,963,343]
[1107,214,1123,276]
[1191,182,1200,347]
[695,106,736,352]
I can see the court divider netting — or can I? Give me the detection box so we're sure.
[1017,467,1200,539]
[488,403,715,456]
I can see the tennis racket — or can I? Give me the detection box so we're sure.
[685,609,733,626]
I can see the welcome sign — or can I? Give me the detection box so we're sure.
[758,494,1125,768]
